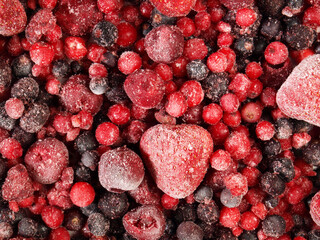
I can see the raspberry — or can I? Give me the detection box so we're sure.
[0,137,23,160]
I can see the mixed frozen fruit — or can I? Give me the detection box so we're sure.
[2,0,320,239]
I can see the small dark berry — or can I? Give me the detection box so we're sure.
[11,54,33,78]
[101,52,117,68]
[176,221,203,240]
[0,58,12,93]
[18,218,38,237]
[64,209,85,231]
[151,8,176,27]
[260,18,281,40]
[0,222,13,239]
[258,0,286,17]
[293,119,313,133]
[194,186,213,203]
[262,215,286,237]
[52,59,71,79]
[234,37,254,57]
[309,229,320,240]
[202,73,229,103]
[270,158,295,182]
[302,141,320,166]
[98,192,129,219]
[264,196,279,209]
[239,231,258,240]
[74,131,99,154]
[11,77,39,104]
[217,227,237,240]
[197,200,220,224]
[81,150,99,171]
[260,172,285,196]
[80,202,99,217]
[19,103,50,133]
[0,103,16,131]
[174,203,197,224]
[263,139,281,156]
[12,126,36,148]
[75,164,92,182]
[186,60,209,81]
[87,212,110,237]
[92,21,118,48]
[285,24,315,50]
[70,61,84,74]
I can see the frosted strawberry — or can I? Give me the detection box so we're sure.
[150,0,197,17]
[140,124,213,199]
[276,54,320,127]
[0,0,27,36]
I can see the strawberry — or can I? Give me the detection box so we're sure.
[140,124,213,199]
[149,0,197,17]
[0,0,27,36]
[276,54,320,127]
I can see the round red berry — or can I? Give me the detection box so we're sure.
[207,52,228,72]
[107,103,131,125]
[41,206,64,229]
[236,8,257,27]
[202,103,223,125]
[0,138,23,160]
[179,80,204,107]
[30,41,54,66]
[264,41,289,65]
[240,211,260,231]
[219,207,241,228]
[70,182,95,207]
[118,51,142,75]
[5,98,24,119]
[161,194,179,210]
[95,122,120,146]
[165,91,188,117]
[64,37,87,61]
[210,149,232,171]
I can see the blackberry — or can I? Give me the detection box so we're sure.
[18,218,38,237]
[176,221,203,240]
[263,139,281,156]
[101,52,117,68]
[74,131,99,154]
[0,207,15,224]
[12,126,36,148]
[309,230,320,240]
[87,213,110,237]
[258,0,286,17]
[11,77,39,104]
[194,186,213,203]
[240,231,258,240]
[285,24,315,50]
[174,203,197,224]
[89,77,109,95]
[98,192,129,219]
[64,209,85,231]
[81,150,99,171]
[262,215,286,237]
[260,172,285,196]
[260,18,281,40]
[19,103,50,133]
[0,103,16,131]
[0,58,12,93]
[186,60,209,81]
[302,141,320,166]
[92,21,118,48]
[202,73,229,102]
[196,200,220,224]
[234,37,254,57]
[11,54,33,78]
[151,8,176,28]
[70,61,84,74]
[52,59,71,79]
[270,158,295,182]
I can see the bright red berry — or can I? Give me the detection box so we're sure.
[70,182,95,207]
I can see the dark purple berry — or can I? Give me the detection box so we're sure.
[74,131,98,154]
[64,209,85,231]
[176,221,203,240]
[18,218,38,237]
[285,25,315,50]
[260,172,285,196]
[262,215,286,237]
[202,73,229,103]
[92,21,118,48]
[260,18,281,40]
[98,192,129,219]
[197,200,220,224]
[11,54,33,78]
[186,60,209,81]
[87,212,110,237]
[11,77,39,104]
[302,141,320,166]
[194,186,213,203]
[270,158,295,182]
[19,103,50,133]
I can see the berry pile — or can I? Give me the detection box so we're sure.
[1,0,320,239]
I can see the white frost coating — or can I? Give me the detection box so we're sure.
[276,54,320,127]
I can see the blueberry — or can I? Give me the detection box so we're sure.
[80,203,99,217]
[89,77,109,95]
[309,229,320,240]
[239,231,258,240]
[92,21,118,48]
[270,158,295,182]
[197,200,220,224]
[75,164,92,182]
[293,119,313,133]
[174,203,197,224]
[98,192,129,219]
[81,150,99,171]
[87,213,110,237]
[220,188,242,208]
[260,172,285,196]
[176,221,203,240]
[264,196,279,209]
[194,186,213,203]
[262,215,286,237]
[302,141,320,166]
[70,61,84,74]
[74,131,99,154]
[18,218,38,237]
[11,54,33,78]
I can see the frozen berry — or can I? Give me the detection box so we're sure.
[124,69,165,109]
[202,73,229,102]
[149,0,196,17]
[118,51,142,75]
[123,205,165,240]
[145,25,184,64]
[11,77,39,104]
[87,213,110,236]
[177,221,204,240]
[95,122,119,146]
[70,182,95,207]
[197,200,220,224]
[264,41,288,65]
[98,192,129,219]
[19,103,50,133]
[41,206,64,229]
[224,131,251,160]
[262,215,286,237]
[24,138,69,184]
[98,146,144,192]
[18,218,38,237]
[30,42,55,66]
[11,54,33,78]
[186,60,209,81]
[116,22,137,47]
[260,172,285,196]
[92,21,118,48]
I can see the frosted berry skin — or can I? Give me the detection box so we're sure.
[149,0,197,17]
[122,205,165,240]
[0,0,27,36]
[24,138,69,184]
[310,191,320,226]
[124,69,165,109]
[2,164,34,201]
[276,54,320,127]
[98,146,145,193]
[140,124,213,199]
[145,25,184,64]
[60,75,103,115]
